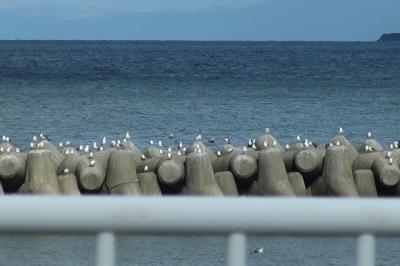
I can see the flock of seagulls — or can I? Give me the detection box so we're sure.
[1,128,399,169]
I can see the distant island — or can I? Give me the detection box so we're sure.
[378,33,400,41]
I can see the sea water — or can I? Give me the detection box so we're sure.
[0,41,400,265]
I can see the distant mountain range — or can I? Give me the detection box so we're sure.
[378,33,400,41]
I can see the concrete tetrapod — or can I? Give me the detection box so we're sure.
[186,140,217,164]
[287,172,307,196]
[57,172,81,195]
[0,152,27,192]
[306,176,326,196]
[42,140,65,169]
[212,149,239,172]
[184,151,223,196]
[255,133,284,152]
[229,153,257,183]
[122,140,143,164]
[257,148,295,196]
[353,169,377,197]
[326,135,358,162]
[352,152,381,170]
[283,147,302,172]
[372,155,400,187]
[294,147,324,175]
[143,145,164,159]
[138,172,162,196]
[358,138,384,153]
[76,151,109,193]
[57,153,85,175]
[137,158,161,173]
[0,181,3,195]
[105,149,141,195]
[322,145,358,197]
[214,171,239,196]
[156,158,185,189]
[25,149,60,194]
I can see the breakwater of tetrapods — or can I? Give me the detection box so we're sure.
[0,129,399,197]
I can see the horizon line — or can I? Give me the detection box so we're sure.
[0,39,379,42]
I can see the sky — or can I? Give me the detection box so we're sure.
[0,0,399,41]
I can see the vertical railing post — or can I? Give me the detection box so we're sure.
[96,231,115,266]
[227,232,247,266]
[356,233,375,266]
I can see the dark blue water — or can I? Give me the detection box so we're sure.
[0,41,399,150]
[1,41,400,265]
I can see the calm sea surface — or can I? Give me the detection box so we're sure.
[0,41,400,265]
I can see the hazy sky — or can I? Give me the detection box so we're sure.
[0,0,399,40]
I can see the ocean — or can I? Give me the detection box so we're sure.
[0,41,400,265]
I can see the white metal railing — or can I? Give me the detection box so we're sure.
[0,197,398,266]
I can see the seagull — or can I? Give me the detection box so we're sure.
[338,127,344,134]
[70,149,75,154]
[389,157,393,165]
[167,152,172,159]
[149,140,154,145]
[367,131,372,139]
[178,141,183,149]
[144,165,148,172]
[15,148,20,153]
[206,137,215,144]
[37,142,44,149]
[389,144,394,150]
[272,140,277,147]
[253,247,264,254]
[265,128,270,134]
[93,142,98,150]
[0,147,3,153]
[65,141,71,147]
[99,146,103,151]
[89,152,94,159]
[79,145,84,151]
[64,169,70,174]
[263,141,268,148]
[336,141,341,146]
[285,144,290,149]
[65,149,70,155]
[243,146,247,152]
[182,147,187,153]
[329,142,334,147]
[168,147,172,152]
[296,135,301,142]
[158,140,164,147]
[224,137,230,144]
[141,154,146,160]
[89,160,96,167]
[125,131,131,140]
[248,139,253,147]
[177,150,182,156]
[159,149,163,154]
[29,142,36,149]
[84,145,90,153]
[1,136,5,142]
[32,136,38,142]
[216,150,222,157]
[111,140,116,148]
[40,133,50,141]
[168,133,175,139]
[6,147,11,153]
[227,147,233,153]
[387,151,392,158]
[59,142,63,148]
[101,137,106,146]
[5,136,10,143]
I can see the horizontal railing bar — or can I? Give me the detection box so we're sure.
[0,196,400,234]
